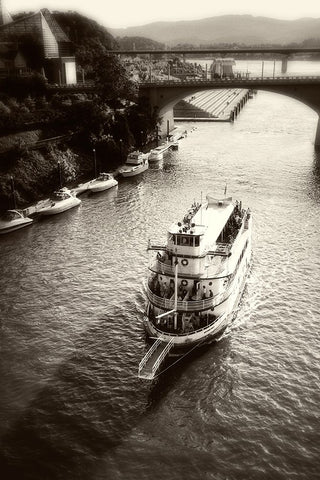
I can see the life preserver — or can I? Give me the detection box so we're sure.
[181,259,188,266]
[181,279,188,286]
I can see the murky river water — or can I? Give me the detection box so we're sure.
[1,76,320,479]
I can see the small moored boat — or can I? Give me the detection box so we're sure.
[148,147,164,162]
[0,209,33,234]
[87,173,118,193]
[38,188,81,216]
[118,151,149,177]
[138,194,252,379]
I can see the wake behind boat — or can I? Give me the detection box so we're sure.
[38,187,81,216]
[138,194,252,380]
[0,209,33,234]
[118,151,148,177]
[87,173,118,193]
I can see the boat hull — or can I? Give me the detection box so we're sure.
[0,218,33,234]
[39,198,81,215]
[148,152,163,162]
[144,239,251,351]
[88,179,118,192]
[119,164,148,177]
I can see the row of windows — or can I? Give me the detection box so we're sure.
[172,235,200,247]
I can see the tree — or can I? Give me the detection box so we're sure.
[93,55,138,108]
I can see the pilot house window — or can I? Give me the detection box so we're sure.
[173,235,200,247]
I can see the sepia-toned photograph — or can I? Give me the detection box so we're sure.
[0,0,319,479]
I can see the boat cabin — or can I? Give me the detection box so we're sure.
[126,151,146,165]
[0,209,23,221]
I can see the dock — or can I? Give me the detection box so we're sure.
[138,337,174,380]
[174,88,252,122]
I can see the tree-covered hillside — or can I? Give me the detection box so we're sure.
[116,36,165,50]
[53,11,118,76]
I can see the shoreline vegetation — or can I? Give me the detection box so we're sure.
[0,11,160,211]
[1,10,319,211]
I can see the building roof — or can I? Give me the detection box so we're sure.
[0,0,12,26]
[0,8,73,58]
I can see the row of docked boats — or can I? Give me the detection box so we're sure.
[0,172,119,235]
[0,138,181,235]
[118,139,180,177]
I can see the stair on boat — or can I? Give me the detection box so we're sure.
[138,337,174,380]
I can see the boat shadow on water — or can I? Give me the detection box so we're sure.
[0,318,153,480]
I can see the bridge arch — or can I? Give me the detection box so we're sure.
[140,79,320,147]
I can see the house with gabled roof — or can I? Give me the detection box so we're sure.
[0,1,77,84]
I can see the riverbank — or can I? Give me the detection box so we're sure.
[1,126,187,216]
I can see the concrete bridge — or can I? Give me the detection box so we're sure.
[113,47,320,75]
[139,76,320,147]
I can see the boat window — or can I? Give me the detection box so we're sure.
[1,210,21,220]
[173,235,199,246]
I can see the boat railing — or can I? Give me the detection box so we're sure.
[151,338,174,377]
[244,209,251,230]
[207,242,232,256]
[150,313,224,338]
[145,282,227,312]
[150,259,225,278]
[147,240,167,251]
[138,337,164,375]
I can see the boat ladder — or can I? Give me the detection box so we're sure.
[138,337,174,380]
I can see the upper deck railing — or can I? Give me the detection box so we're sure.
[145,282,228,312]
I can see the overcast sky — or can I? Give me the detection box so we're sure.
[6,0,320,28]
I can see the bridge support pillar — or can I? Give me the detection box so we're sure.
[281,56,289,74]
[315,115,320,149]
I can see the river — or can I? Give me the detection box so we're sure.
[1,68,320,479]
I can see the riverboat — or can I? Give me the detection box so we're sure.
[0,209,33,234]
[118,151,149,177]
[87,173,118,193]
[38,188,81,216]
[139,194,252,379]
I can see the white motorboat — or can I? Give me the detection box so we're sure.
[87,173,118,193]
[38,188,81,216]
[148,147,164,162]
[0,209,33,234]
[139,195,252,379]
[118,151,149,177]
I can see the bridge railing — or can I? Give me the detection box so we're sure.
[139,75,320,86]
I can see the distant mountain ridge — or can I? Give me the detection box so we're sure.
[110,15,320,46]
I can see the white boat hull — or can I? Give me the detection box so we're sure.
[119,163,148,177]
[144,255,250,350]
[0,217,33,234]
[88,179,118,192]
[39,197,81,215]
[148,151,164,162]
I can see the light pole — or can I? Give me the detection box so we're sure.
[57,161,62,188]
[119,139,123,158]
[261,60,264,79]
[272,59,276,79]
[93,148,97,177]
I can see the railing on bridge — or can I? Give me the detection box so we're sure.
[139,75,320,87]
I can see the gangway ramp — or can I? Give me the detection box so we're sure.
[138,337,174,380]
